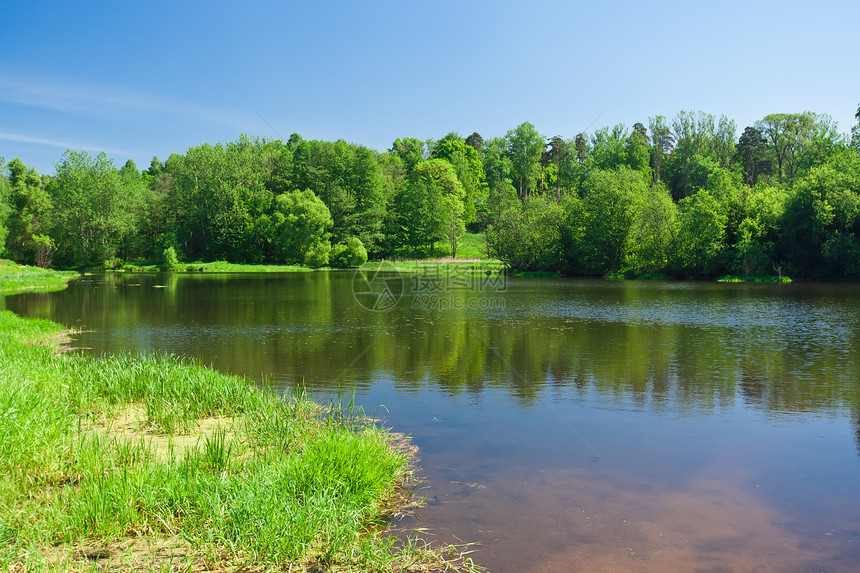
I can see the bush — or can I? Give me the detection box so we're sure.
[303,241,331,268]
[103,257,123,270]
[162,246,179,269]
[329,237,368,268]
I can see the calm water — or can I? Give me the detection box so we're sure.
[6,271,860,572]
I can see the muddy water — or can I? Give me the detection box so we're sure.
[7,271,860,572]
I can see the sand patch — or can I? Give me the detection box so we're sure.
[24,328,83,353]
[88,403,242,462]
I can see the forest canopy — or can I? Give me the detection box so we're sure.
[2,106,860,279]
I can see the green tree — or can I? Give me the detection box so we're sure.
[50,150,137,267]
[755,112,834,183]
[627,183,677,274]
[165,136,280,262]
[577,167,649,273]
[465,132,484,154]
[574,133,587,165]
[732,185,788,276]
[31,234,55,268]
[0,160,9,254]
[267,189,333,267]
[672,190,729,277]
[398,159,465,255]
[506,122,544,197]
[649,116,674,184]
[590,125,629,171]
[162,245,179,269]
[735,126,769,186]
[481,137,512,187]
[664,111,735,199]
[781,152,860,278]
[546,136,567,201]
[375,151,407,256]
[3,158,52,263]
[486,193,564,271]
[391,137,426,175]
[625,125,651,174]
[291,139,386,253]
[116,159,150,262]
[430,132,488,225]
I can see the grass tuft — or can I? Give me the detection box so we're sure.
[0,308,480,572]
[716,274,792,283]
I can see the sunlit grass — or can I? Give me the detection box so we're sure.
[0,259,79,292]
[362,259,506,274]
[0,309,480,572]
[716,275,792,283]
[432,232,488,259]
[116,260,313,273]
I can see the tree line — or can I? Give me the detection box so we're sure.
[1,106,859,278]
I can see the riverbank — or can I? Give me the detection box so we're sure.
[0,260,79,293]
[0,276,478,571]
[108,257,505,275]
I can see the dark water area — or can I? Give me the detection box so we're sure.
[7,271,860,572]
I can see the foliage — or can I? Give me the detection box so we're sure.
[486,193,564,270]
[577,167,648,273]
[672,190,729,277]
[430,132,488,224]
[506,122,544,197]
[397,159,465,255]
[50,150,140,267]
[781,151,860,278]
[162,246,179,269]
[330,236,368,268]
[267,189,333,267]
[1,108,859,279]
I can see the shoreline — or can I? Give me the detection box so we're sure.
[0,268,481,572]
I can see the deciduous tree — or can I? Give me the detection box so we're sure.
[267,189,332,267]
[506,122,544,197]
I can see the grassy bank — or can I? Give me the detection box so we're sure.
[362,259,506,274]
[106,233,493,274]
[114,260,314,273]
[716,274,792,283]
[0,302,476,570]
[0,260,79,293]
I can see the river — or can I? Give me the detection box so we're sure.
[6,269,860,572]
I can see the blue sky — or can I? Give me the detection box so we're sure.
[2,0,858,174]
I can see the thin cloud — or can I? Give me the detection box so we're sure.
[0,130,129,156]
[0,73,251,130]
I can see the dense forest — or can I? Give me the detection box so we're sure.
[2,106,860,278]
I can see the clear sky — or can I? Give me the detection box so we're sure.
[2,0,858,174]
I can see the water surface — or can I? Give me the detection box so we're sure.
[7,272,860,572]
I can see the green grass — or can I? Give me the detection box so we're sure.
[0,260,79,293]
[362,259,506,275]
[512,270,562,278]
[434,233,487,259]
[716,275,792,283]
[382,233,493,261]
[0,309,480,572]
[117,260,313,273]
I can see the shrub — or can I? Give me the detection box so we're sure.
[303,241,331,268]
[329,237,368,268]
[162,246,179,269]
